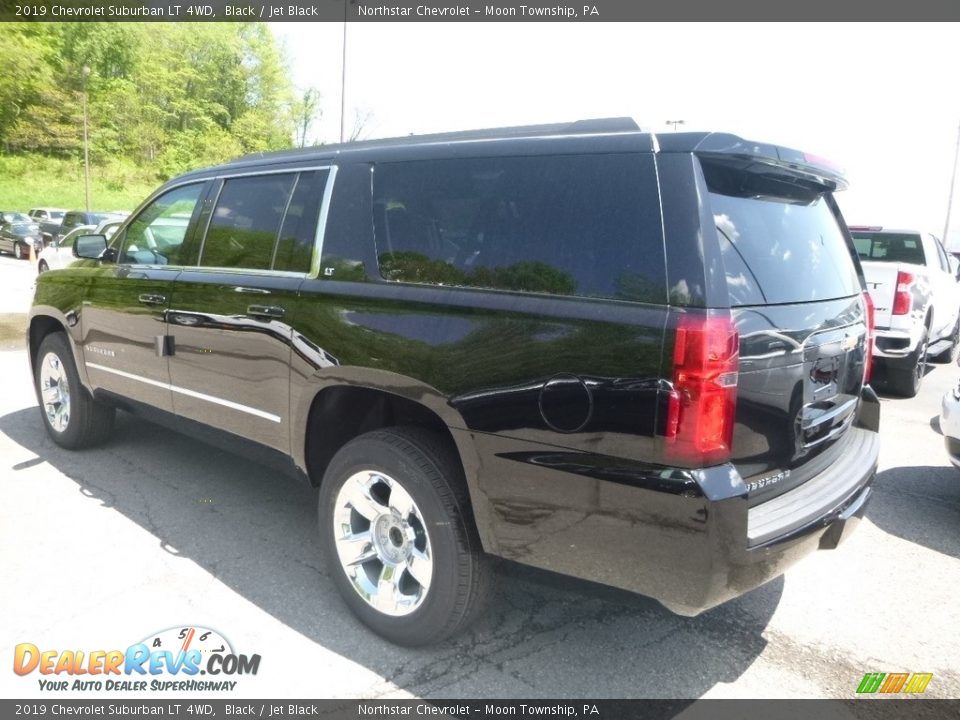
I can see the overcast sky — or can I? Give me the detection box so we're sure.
[270,22,960,246]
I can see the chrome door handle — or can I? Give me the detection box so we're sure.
[138,293,167,306]
[247,304,285,319]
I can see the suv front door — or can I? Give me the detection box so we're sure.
[80,183,207,412]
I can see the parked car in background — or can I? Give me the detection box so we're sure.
[37,218,125,273]
[850,226,960,397]
[30,120,880,645]
[37,213,67,245]
[940,381,960,469]
[28,208,66,224]
[1,211,32,225]
[0,212,43,259]
[37,224,94,273]
[52,211,126,244]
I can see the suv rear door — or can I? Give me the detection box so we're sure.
[165,168,330,453]
[697,155,869,507]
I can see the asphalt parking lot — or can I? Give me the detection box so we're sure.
[0,253,958,701]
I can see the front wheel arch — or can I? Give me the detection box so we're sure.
[29,315,68,371]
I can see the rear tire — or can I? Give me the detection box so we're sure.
[34,332,115,448]
[318,427,489,646]
[14,242,23,260]
[38,260,49,274]
[887,329,928,398]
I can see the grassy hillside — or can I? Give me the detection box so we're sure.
[0,154,159,213]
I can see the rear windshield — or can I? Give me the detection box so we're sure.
[850,232,925,265]
[708,192,861,306]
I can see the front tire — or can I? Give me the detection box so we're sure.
[14,242,23,260]
[38,260,49,274]
[318,427,489,646]
[34,332,115,448]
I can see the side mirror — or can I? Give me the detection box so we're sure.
[73,234,108,259]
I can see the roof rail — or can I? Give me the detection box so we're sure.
[230,117,642,165]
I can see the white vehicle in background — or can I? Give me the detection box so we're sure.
[37,219,124,273]
[850,226,960,397]
[940,384,960,469]
[27,208,67,223]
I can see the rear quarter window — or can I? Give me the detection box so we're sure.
[370,153,666,303]
[709,192,861,307]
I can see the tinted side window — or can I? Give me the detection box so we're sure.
[709,192,861,306]
[371,154,664,302]
[120,183,204,265]
[273,170,328,273]
[201,175,296,270]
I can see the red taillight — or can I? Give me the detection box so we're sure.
[863,291,875,384]
[665,314,739,466]
[892,270,914,315]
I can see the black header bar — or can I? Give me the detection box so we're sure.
[1,0,960,21]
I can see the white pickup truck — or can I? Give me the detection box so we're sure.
[850,227,960,397]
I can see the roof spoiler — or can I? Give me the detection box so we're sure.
[658,132,848,192]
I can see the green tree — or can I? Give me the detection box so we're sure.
[0,22,300,178]
[293,88,323,148]
[0,23,56,151]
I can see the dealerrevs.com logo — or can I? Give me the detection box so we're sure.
[13,626,261,692]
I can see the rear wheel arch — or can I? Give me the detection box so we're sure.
[317,426,492,644]
[301,384,496,552]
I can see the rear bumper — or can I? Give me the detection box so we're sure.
[471,424,879,618]
[657,425,878,616]
[873,327,921,359]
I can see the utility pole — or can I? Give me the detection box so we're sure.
[666,119,685,132]
[339,2,348,143]
[943,121,960,247]
[82,65,91,212]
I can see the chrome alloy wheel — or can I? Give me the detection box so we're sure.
[39,351,71,432]
[333,470,433,616]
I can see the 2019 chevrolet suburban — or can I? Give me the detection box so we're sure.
[29,119,880,645]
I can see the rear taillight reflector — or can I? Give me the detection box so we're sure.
[863,291,875,384]
[892,271,914,315]
[665,314,739,466]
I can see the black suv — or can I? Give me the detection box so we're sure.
[29,119,879,645]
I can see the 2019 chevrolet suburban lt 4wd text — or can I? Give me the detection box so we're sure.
[29,119,880,646]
